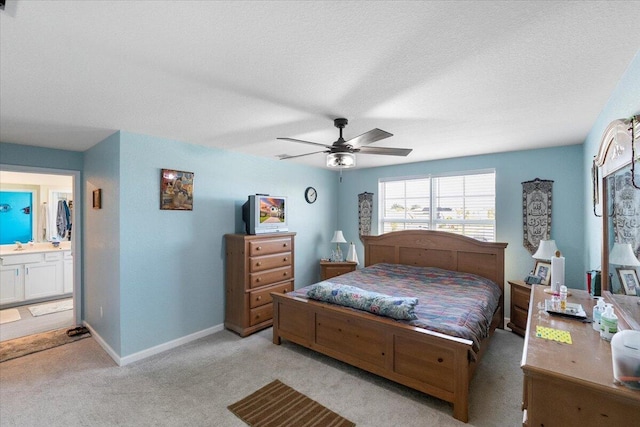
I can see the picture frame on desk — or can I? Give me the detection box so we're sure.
[617,268,639,295]
[533,260,551,286]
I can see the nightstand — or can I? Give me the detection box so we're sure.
[507,279,531,337]
[320,261,357,281]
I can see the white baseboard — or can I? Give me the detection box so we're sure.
[84,321,224,366]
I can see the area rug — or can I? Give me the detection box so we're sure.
[228,379,355,427]
[0,326,90,363]
[0,308,21,325]
[28,298,73,317]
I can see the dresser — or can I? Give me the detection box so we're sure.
[224,232,295,337]
[521,285,640,426]
[507,279,531,337]
[319,260,357,281]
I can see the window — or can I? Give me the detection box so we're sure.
[379,171,496,241]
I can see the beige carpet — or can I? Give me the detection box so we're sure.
[0,326,90,363]
[229,379,355,427]
[0,308,21,324]
[28,298,73,317]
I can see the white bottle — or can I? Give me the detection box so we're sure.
[592,297,606,331]
[559,285,568,311]
[600,303,618,342]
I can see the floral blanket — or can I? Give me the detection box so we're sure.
[289,263,501,349]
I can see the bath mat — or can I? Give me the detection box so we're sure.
[28,299,73,317]
[0,326,90,363]
[228,379,355,427]
[0,309,21,325]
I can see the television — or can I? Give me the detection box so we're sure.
[242,194,288,235]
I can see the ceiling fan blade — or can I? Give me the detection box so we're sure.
[345,128,393,147]
[278,150,328,160]
[277,137,333,149]
[358,146,412,156]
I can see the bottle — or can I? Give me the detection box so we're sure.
[559,285,568,311]
[592,297,606,331]
[600,303,618,342]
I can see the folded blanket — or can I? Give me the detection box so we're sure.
[306,282,418,320]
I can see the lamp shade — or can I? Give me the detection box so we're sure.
[330,230,347,244]
[327,152,355,168]
[609,243,640,266]
[532,240,559,260]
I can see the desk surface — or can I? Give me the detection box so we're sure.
[522,285,637,401]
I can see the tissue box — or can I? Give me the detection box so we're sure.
[611,330,640,390]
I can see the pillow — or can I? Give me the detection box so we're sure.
[306,283,418,320]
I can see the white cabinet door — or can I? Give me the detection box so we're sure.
[63,258,73,294]
[24,261,63,300]
[0,265,24,305]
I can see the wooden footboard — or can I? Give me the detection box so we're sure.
[272,292,484,422]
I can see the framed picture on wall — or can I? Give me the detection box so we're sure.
[534,260,551,286]
[160,169,194,210]
[93,189,102,209]
[617,268,639,295]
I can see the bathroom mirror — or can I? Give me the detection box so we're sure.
[596,115,640,330]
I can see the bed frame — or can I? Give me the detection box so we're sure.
[271,230,507,423]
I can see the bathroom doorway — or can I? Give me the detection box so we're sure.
[0,167,81,342]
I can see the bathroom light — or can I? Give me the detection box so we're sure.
[532,240,559,261]
[327,152,355,168]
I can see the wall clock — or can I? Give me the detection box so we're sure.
[304,187,317,204]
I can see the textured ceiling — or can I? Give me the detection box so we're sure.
[1,1,639,169]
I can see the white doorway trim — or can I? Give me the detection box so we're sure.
[0,164,82,328]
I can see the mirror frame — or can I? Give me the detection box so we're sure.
[595,115,640,330]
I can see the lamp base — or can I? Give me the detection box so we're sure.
[330,247,343,262]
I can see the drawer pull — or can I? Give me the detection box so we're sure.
[283,243,288,247]
[283,272,287,276]
[256,246,262,251]
[283,257,288,261]
[256,277,261,283]
[257,296,262,301]
[256,262,262,266]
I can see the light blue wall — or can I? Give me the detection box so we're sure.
[338,145,585,316]
[83,132,122,354]
[0,142,83,170]
[113,131,337,356]
[583,50,640,273]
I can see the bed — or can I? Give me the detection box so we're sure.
[271,230,507,423]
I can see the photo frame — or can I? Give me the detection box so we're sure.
[533,260,552,286]
[617,268,639,296]
[160,169,194,211]
[92,189,102,209]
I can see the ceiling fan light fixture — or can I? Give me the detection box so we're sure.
[326,152,355,168]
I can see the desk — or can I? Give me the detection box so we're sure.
[521,285,640,426]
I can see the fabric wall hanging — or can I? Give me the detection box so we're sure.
[610,167,640,258]
[358,192,373,238]
[522,178,554,254]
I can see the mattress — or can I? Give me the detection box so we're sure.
[290,263,501,349]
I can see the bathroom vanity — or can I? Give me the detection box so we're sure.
[0,243,72,306]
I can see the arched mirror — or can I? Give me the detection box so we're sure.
[595,115,640,330]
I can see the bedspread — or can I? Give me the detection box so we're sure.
[289,263,501,349]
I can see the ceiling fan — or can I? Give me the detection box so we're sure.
[277,118,412,168]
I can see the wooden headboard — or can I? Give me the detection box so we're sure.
[361,230,508,287]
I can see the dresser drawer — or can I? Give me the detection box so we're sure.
[249,252,292,273]
[249,237,293,257]
[0,253,44,265]
[249,303,273,326]
[512,285,531,311]
[249,282,292,309]
[249,266,292,289]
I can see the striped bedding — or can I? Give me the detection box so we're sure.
[289,263,501,349]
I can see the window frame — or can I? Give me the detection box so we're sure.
[378,169,496,241]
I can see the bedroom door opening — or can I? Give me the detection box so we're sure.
[0,167,81,342]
